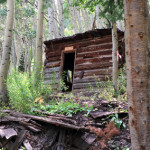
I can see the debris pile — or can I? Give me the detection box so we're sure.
[0,100,130,150]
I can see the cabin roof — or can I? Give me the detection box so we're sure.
[44,28,124,46]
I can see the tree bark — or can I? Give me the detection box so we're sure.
[48,7,54,40]
[124,0,150,149]
[67,0,78,34]
[53,0,59,38]
[74,7,83,33]
[11,34,17,70]
[96,5,102,29]
[57,0,64,37]
[112,22,118,92]
[0,0,14,103]
[35,0,44,82]
[0,41,2,65]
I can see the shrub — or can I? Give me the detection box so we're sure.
[7,70,52,113]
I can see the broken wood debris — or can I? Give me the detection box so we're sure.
[0,105,128,150]
[0,128,17,139]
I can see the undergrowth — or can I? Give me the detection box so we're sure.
[7,70,94,116]
[92,66,127,101]
[32,99,94,116]
[7,70,52,113]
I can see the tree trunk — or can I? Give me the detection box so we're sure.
[67,0,78,34]
[11,34,17,70]
[96,5,102,29]
[112,22,118,92]
[57,0,64,37]
[0,0,14,103]
[74,7,83,33]
[124,0,150,149]
[53,0,59,38]
[48,6,54,40]
[35,0,44,82]
[81,9,90,31]
[0,41,2,65]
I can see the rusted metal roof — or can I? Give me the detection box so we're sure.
[44,28,124,46]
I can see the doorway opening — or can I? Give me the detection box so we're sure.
[62,52,75,92]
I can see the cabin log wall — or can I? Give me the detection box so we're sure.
[44,30,124,91]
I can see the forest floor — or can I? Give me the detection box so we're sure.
[0,91,131,150]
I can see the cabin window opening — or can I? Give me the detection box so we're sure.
[62,52,75,92]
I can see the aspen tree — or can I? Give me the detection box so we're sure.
[0,0,14,103]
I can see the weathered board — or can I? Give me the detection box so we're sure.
[44,29,125,91]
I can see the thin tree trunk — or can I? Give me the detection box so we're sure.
[57,0,64,37]
[67,0,78,34]
[24,39,28,72]
[11,35,17,70]
[124,0,150,149]
[48,7,54,40]
[96,5,102,29]
[27,39,31,75]
[0,41,2,65]
[53,0,59,38]
[0,0,14,103]
[74,7,83,33]
[112,22,118,92]
[35,0,44,82]
[81,9,90,31]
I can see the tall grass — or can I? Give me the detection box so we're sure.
[7,70,52,113]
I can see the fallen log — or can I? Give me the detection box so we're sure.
[0,110,88,131]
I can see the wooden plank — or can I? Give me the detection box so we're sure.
[73,82,98,89]
[73,76,111,84]
[45,36,112,54]
[65,46,74,51]
[10,130,28,150]
[0,128,17,139]
[47,56,61,62]
[78,43,112,53]
[75,62,112,71]
[73,81,110,89]
[46,35,112,48]
[45,45,61,53]
[74,68,112,78]
[44,79,60,85]
[76,49,112,58]
[46,50,61,58]
[44,67,60,73]
[46,61,61,68]
[44,72,60,79]
[75,56,112,65]
[74,35,112,48]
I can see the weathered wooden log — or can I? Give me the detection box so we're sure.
[73,76,111,84]
[75,56,112,65]
[75,62,112,71]
[74,68,112,78]
[0,110,89,132]
[45,35,112,52]
[76,49,112,58]
[78,43,112,53]
[46,61,60,68]
[44,67,60,74]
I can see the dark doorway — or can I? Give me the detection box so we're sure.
[62,52,75,91]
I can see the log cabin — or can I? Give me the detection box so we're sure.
[44,29,125,92]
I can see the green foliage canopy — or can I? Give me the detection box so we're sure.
[73,0,124,23]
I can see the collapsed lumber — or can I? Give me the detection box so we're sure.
[0,103,128,150]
